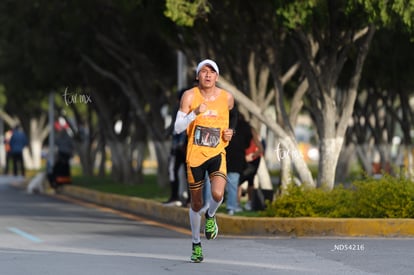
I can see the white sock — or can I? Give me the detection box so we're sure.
[207,197,223,217]
[189,208,201,243]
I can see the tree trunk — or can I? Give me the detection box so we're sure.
[335,143,356,185]
[218,78,315,188]
[317,138,344,190]
[134,141,146,176]
[28,140,43,169]
[25,116,49,170]
[97,139,106,177]
[280,136,315,188]
[75,140,94,176]
[107,140,134,184]
[257,157,272,190]
[404,145,414,180]
[152,140,170,188]
[279,153,292,195]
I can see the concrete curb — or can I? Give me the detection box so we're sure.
[60,185,414,237]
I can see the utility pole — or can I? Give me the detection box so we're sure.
[176,51,190,202]
[48,92,55,175]
[0,118,4,169]
[177,51,187,90]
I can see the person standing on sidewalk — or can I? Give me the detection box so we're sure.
[164,131,187,206]
[174,59,237,263]
[238,126,264,211]
[164,88,188,207]
[3,129,13,175]
[9,125,28,177]
[225,112,252,215]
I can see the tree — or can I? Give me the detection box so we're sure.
[0,1,63,169]
[165,0,315,189]
[78,0,178,186]
[347,27,414,179]
[0,0,180,186]
[165,0,414,191]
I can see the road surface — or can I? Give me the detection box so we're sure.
[1,176,413,275]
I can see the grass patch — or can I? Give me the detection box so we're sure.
[71,174,170,202]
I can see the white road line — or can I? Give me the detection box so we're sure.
[0,245,316,272]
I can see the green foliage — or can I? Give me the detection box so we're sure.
[394,0,414,28]
[351,175,414,218]
[0,84,6,107]
[274,0,414,34]
[164,0,210,26]
[263,184,353,217]
[164,0,414,33]
[263,175,414,218]
[276,0,318,29]
[353,0,414,30]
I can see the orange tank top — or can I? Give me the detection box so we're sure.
[186,87,230,167]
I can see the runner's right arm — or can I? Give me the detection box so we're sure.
[174,90,206,134]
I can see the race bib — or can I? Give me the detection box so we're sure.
[193,125,220,148]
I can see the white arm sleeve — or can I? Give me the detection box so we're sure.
[174,110,196,134]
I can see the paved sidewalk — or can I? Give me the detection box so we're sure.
[0,175,27,186]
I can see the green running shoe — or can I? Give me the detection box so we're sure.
[191,243,203,263]
[205,212,218,240]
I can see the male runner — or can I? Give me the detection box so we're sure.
[174,59,237,262]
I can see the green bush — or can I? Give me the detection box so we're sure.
[351,176,414,218]
[262,175,414,218]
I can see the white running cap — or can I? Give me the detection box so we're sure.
[196,59,219,75]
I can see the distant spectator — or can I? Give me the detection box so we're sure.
[9,125,28,176]
[164,88,188,207]
[238,126,264,211]
[225,112,252,215]
[3,129,13,175]
[49,121,74,188]
[55,122,74,162]
[164,131,187,206]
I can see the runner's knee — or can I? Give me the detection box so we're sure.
[191,201,203,212]
[211,189,224,202]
